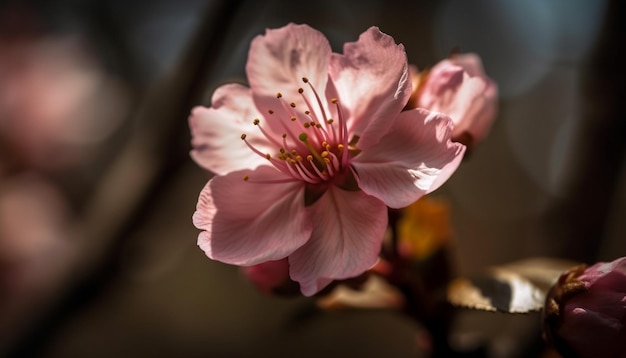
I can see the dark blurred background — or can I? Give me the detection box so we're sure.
[0,0,624,357]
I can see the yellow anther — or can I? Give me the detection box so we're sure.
[307,155,313,161]
[291,149,297,155]
[324,158,331,164]
[321,151,329,158]
[253,118,260,125]
[322,141,328,147]
[331,98,338,104]
[289,159,297,164]
[243,175,249,181]
[290,116,297,121]
[241,133,247,140]
[279,148,286,153]
[337,144,345,151]
[276,92,282,98]
[296,155,303,161]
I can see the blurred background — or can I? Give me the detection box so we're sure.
[0,0,624,357]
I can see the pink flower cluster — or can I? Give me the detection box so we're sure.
[189,24,496,296]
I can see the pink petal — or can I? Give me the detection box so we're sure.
[329,26,410,148]
[189,84,272,175]
[193,166,311,265]
[288,187,388,296]
[246,23,331,127]
[352,109,465,208]
[449,53,488,79]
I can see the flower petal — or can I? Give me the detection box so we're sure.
[189,83,272,175]
[329,26,410,148]
[288,187,387,296]
[247,23,331,128]
[193,166,311,265]
[352,108,465,208]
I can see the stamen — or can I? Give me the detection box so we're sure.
[242,176,300,184]
[308,156,330,181]
[285,159,319,184]
[332,98,350,163]
[324,157,335,176]
[253,118,282,148]
[302,77,330,126]
[242,135,270,160]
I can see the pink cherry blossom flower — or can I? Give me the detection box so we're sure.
[410,53,497,148]
[189,24,465,296]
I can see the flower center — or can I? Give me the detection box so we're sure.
[241,77,359,187]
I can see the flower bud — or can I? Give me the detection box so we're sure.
[543,257,626,358]
[241,259,299,296]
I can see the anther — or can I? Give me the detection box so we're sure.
[268,109,274,114]
[327,119,334,124]
[298,88,304,94]
[243,175,249,181]
[276,92,282,98]
[302,77,309,83]
[303,122,310,128]
[331,98,338,104]
[241,134,247,140]
[253,118,260,125]
[265,153,271,160]
[290,102,296,108]
[290,116,297,121]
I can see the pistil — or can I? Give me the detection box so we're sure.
[299,133,326,170]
